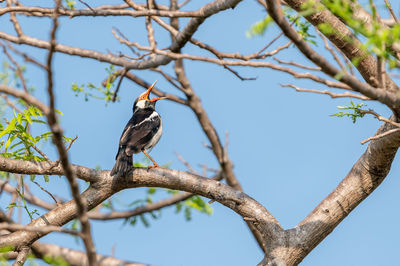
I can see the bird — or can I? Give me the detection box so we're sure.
[110,81,166,177]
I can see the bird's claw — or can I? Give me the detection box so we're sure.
[147,164,166,169]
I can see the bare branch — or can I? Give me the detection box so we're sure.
[359,109,400,128]
[0,84,50,114]
[32,242,148,266]
[6,0,23,37]
[283,0,399,93]
[112,68,127,102]
[316,30,347,71]
[104,69,188,105]
[384,0,399,24]
[274,57,321,71]
[0,42,28,93]
[77,0,96,13]
[281,84,370,101]
[0,222,82,237]
[12,246,30,266]
[31,180,59,206]
[175,151,200,174]
[44,1,97,263]
[0,162,282,252]
[361,127,400,144]
[265,0,400,111]
[289,119,400,265]
[0,5,207,18]
[6,42,47,69]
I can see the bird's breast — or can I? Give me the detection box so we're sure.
[144,113,162,150]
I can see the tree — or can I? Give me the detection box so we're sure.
[0,0,399,265]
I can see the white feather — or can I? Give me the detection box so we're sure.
[144,114,162,151]
[136,100,146,109]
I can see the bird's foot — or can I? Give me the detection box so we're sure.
[147,164,166,169]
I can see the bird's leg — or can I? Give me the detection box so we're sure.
[142,150,160,168]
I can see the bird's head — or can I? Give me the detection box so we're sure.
[133,81,167,113]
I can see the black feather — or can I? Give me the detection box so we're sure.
[110,146,133,177]
[111,108,161,177]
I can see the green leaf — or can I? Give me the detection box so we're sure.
[0,245,13,253]
[0,129,7,139]
[29,106,38,118]
[8,118,16,131]
[139,215,150,227]
[24,112,32,124]
[55,109,63,116]
[43,175,49,182]
[184,207,192,221]
[129,217,137,226]
[5,134,16,149]
[246,16,274,37]
[175,202,183,213]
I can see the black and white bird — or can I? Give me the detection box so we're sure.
[111,81,166,177]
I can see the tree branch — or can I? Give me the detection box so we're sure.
[0,160,282,255]
[264,0,400,111]
[44,2,97,263]
[283,0,399,93]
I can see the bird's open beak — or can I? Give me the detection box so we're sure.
[150,96,167,102]
[143,81,168,102]
[143,81,157,100]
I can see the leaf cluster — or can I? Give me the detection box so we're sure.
[0,106,48,161]
[331,100,367,123]
[247,8,316,44]
[303,0,400,67]
[71,65,119,104]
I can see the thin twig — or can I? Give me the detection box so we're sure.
[78,0,96,13]
[0,42,29,93]
[45,0,97,264]
[6,0,23,37]
[359,109,400,128]
[31,180,59,206]
[112,68,127,102]
[384,0,399,23]
[274,57,321,71]
[281,84,370,100]
[6,42,47,69]
[179,0,192,8]
[317,30,346,71]
[0,94,23,113]
[65,135,78,151]
[174,152,200,175]
[150,68,182,90]
[145,0,157,57]
[361,128,400,144]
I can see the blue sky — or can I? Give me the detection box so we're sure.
[1,1,400,265]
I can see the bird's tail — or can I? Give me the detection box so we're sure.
[110,149,132,177]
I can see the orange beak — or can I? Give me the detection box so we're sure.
[143,80,157,100]
[151,96,167,102]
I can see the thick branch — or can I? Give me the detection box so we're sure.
[0,162,282,252]
[285,118,400,264]
[283,0,399,93]
[264,0,400,111]
[0,157,97,182]
[32,242,148,266]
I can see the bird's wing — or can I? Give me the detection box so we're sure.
[119,112,161,156]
